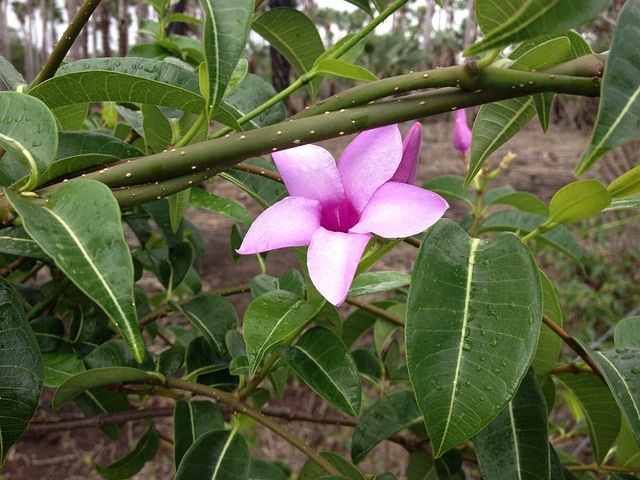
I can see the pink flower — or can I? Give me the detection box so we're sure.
[453,109,472,157]
[237,123,449,306]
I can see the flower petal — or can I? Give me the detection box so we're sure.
[350,182,449,238]
[273,144,345,205]
[308,228,371,307]
[338,125,403,213]
[237,197,321,254]
[453,109,472,157]
[391,122,421,184]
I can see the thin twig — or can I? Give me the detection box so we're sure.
[346,297,405,326]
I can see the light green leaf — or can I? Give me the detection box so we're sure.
[467,0,609,56]
[42,353,85,387]
[616,417,640,468]
[189,187,253,225]
[0,277,44,467]
[406,220,542,457]
[531,271,563,383]
[277,326,361,417]
[141,104,172,154]
[423,175,474,208]
[96,424,159,480]
[465,97,536,187]
[603,194,640,212]
[174,399,225,468]
[199,0,253,115]
[548,179,612,224]
[351,389,423,463]
[615,316,640,348]
[0,91,58,190]
[252,7,325,100]
[168,189,191,233]
[510,37,572,70]
[52,103,88,130]
[484,190,549,216]
[300,451,365,480]
[314,59,377,82]
[0,54,27,90]
[52,367,164,410]
[29,57,204,113]
[474,369,550,479]
[6,181,145,361]
[556,372,621,463]
[222,74,286,129]
[175,429,250,480]
[243,290,323,375]
[608,165,640,199]
[348,271,411,297]
[224,58,249,96]
[576,0,640,175]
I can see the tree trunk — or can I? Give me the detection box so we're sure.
[100,2,111,56]
[463,0,476,49]
[0,0,9,64]
[268,0,294,112]
[136,0,150,42]
[41,0,48,66]
[166,0,189,36]
[25,0,36,80]
[118,0,129,56]
[421,1,435,70]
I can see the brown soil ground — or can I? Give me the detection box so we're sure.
[2,115,637,479]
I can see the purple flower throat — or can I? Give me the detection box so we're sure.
[321,201,359,232]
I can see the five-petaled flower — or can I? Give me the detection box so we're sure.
[452,109,472,157]
[237,123,449,306]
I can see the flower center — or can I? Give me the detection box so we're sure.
[320,201,359,233]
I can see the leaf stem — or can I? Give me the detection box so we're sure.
[345,297,405,326]
[163,376,343,476]
[26,276,72,320]
[237,353,280,400]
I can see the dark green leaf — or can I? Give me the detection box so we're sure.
[83,339,155,370]
[531,271,563,383]
[189,187,253,225]
[423,175,474,208]
[348,272,411,297]
[300,451,365,480]
[277,326,361,417]
[351,389,422,463]
[42,353,85,387]
[74,387,130,440]
[175,429,250,480]
[221,157,288,208]
[174,399,225,468]
[0,54,26,90]
[157,345,186,376]
[96,424,159,480]
[0,277,44,466]
[141,104,172,154]
[31,315,64,352]
[249,458,290,480]
[52,103,88,130]
[474,369,550,479]
[222,74,286,129]
[0,226,47,259]
[406,220,543,457]
[548,179,611,224]
[6,181,145,362]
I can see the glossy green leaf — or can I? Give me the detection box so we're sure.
[531,271,563,382]
[42,353,85,387]
[0,54,27,90]
[84,338,155,370]
[608,165,640,199]
[175,429,250,480]
[157,346,186,375]
[548,179,611,224]
[199,0,252,114]
[351,389,422,463]
[616,418,640,468]
[141,104,172,154]
[96,424,159,480]
[576,0,640,175]
[6,181,145,362]
[465,97,536,187]
[243,290,323,375]
[249,459,290,480]
[29,57,204,113]
[222,74,286,129]
[406,220,543,457]
[0,277,44,467]
[478,210,584,267]
[300,451,365,480]
[252,7,325,100]
[189,187,253,225]
[314,59,377,81]
[168,189,192,233]
[52,103,88,130]
[73,386,129,440]
[175,294,238,357]
[485,190,549,216]
[614,316,640,348]
[0,226,47,259]
[556,372,620,463]
[174,399,225,468]
[474,369,550,479]
[277,326,361,417]
[0,91,57,190]
[423,175,474,208]
[57,130,142,159]
[52,367,164,410]
[468,0,609,56]
[348,272,411,297]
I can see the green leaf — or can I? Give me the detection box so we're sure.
[0,91,58,190]
[616,417,640,468]
[300,451,365,480]
[478,210,584,267]
[168,189,192,233]
[174,399,225,468]
[199,0,252,115]
[0,54,27,90]
[555,372,621,463]
[580,343,640,445]
[0,277,44,467]
[423,175,474,208]
[249,459,290,480]
[221,157,288,208]
[141,104,172,154]
[96,424,159,480]
[6,180,145,362]
[52,103,88,130]
[225,58,249,96]
[467,0,609,56]
[252,7,325,100]
[485,190,549,216]
[174,294,238,357]
[52,367,164,410]
[615,316,640,348]
[548,179,611,224]
[343,0,372,15]
[222,74,286,129]
[348,271,411,297]
[351,389,422,463]
[465,97,536,187]
[42,353,85,387]
[277,326,361,417]
[576,0,640,175]
[474,369,550,479]
[0,226,47,259]
[531,271,563,383]
[314,59,377,82]
[29,57,205,113]
[603,194,640,212]
[608,165,640,199]
[243,290,324,375]
[189,187,253,225]
[175,429,250,480]
[406,220,543,457]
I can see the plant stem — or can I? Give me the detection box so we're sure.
[26,276,72,320]
[346,298,405,326]
[237,353,280,400]
[163,376,343,476]
[31,0,103,88]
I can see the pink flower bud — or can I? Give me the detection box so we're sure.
[453,109,472,157]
